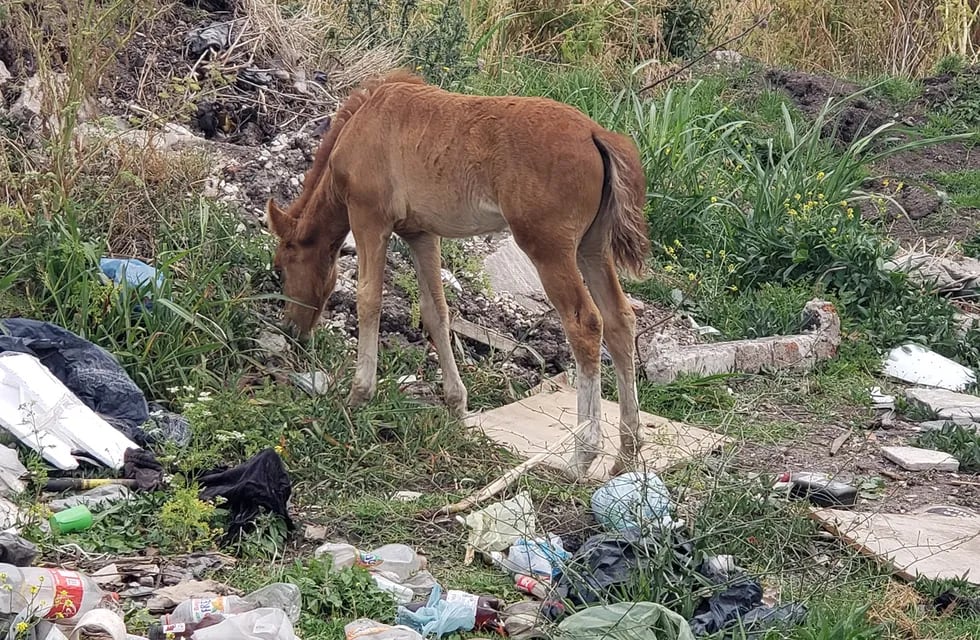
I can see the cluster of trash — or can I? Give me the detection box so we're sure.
[332,472,810,639]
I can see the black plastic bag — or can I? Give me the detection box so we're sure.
[198,448,294,539]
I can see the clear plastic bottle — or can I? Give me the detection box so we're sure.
[371,574,414,605]
[315,543,425,582]
[161,583,301,625]
[0,563,105,624]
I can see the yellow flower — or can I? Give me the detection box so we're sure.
[882,179,890,187]
[718,249,726,258]
[705,250,712,258]
[829,226,838,233]
[727,264,736,273]
[788,209,798,217]
[817,193,825,200]
[688,272,697,281]
[664,147,671,155]
[794,193,802,201]
[30,585,39,595]
[728,284,738,291]
[840,200,848,207]
[673,239,682,247]
[847,210,854,220]
[817,171,826,180]
[663,264,675,273]
[710,196,718,204]
[896,181,904,191]
[16,622,28,635]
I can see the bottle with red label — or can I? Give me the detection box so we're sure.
[401,589,505,634]
[0,563,107,625]
[147,614,225,640]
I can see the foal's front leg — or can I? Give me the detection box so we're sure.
[348,224,391,407]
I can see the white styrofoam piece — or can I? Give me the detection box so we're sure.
[882,343,976,392]
[0,352,137,470]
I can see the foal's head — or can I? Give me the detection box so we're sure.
[266,198,343,342]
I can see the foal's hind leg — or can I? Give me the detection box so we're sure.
[403,232,468,416]
[517,241,604,481]
[579,252,640,475]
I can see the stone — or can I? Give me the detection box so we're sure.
[10,73,99,135]
[304,524,328,541]
[257,330,289,354]
[905,387,980,421]
[881,446,959,472]
[481,235,551,314]
[0,62,10,88]
[918,419,980,433]
[645,299,840,383]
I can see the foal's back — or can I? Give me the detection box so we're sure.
[327,81,609,240]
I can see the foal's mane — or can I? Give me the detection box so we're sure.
[304,69,426,199]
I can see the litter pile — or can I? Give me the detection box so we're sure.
[331,473,810,640]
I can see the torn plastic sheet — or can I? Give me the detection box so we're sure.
[0,352,138,470]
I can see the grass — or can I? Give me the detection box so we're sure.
[3,1,980,639]
[930,170,980,209]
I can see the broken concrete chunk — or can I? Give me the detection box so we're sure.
[882,249,980,294]
[481,236,551,314]
[881,445,959,472]
[918,419,980,433]
[10,73,99,136]
[882,343,976,391]
[645,299,840,383]
[0,62,11,88]
[905,387,980,421]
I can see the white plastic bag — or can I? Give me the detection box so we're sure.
[462,491,536,553]
[506,535,569,580]
[345,619,423,640]
[192,608,296,640]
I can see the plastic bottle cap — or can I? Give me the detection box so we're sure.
[50,504,94,533]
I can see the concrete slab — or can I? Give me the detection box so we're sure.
[906,387,980,421]
[464,375,732,481]
[881,445,959,472]
[481,236,551,314]
[812,506,980,585]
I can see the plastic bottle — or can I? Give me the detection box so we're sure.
[148,614,225,640]
[0,563,105,624]
[775,471,857,507]
[315,543,425,582]
[371,573,414,605]
[514,575,550,600]
[160,583,301,625]
[401,589,505,634]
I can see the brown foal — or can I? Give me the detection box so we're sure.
[266,70,651,480]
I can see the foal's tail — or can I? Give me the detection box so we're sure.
[591,130,651,279]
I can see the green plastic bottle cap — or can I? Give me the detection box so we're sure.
[50,504,94,533]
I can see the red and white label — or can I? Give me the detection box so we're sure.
[44,569,86,620]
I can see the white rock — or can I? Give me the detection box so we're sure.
[881,445,959,472]
[882,343,976,391]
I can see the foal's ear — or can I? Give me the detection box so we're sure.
[266,198,296,238]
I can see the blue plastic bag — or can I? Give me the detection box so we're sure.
[395,585,475,638]
[99,257,165,313]
[591,472,673,533]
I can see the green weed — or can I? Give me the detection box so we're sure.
[930,170,980,209]
[915,424,980,472]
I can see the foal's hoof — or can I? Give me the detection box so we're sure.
[609,456,636,477]
[346,386,373,408]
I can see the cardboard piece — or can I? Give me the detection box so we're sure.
[464,375,732,481]
[811,505,980,585]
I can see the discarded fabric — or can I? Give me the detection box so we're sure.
[99,257,164,312]
[143,403,192,448]
[123,447,167,491]
[0,318,150,443]
[555,528,697,606]
[506,535,569,581]
[198,448,294,539]
[184,22,232,59]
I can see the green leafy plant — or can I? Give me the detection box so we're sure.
[916,424,980,472]
[159,484,221,553]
